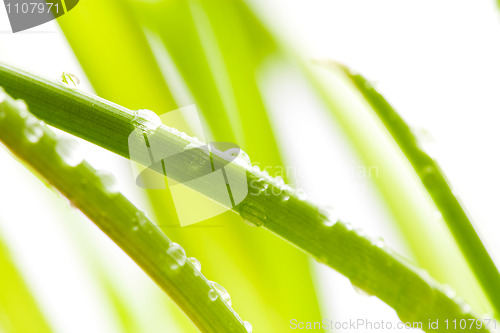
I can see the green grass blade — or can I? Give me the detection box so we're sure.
[0,63,493,332]
[0,231,53,333]
[0,89,249,333]
[330,63,500,316]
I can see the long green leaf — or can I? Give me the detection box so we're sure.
[333,63,500,316]
[303,60,491,314]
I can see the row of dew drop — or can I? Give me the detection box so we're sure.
[0,77,254,332]
[103,75,475,326]
[165,244,253,332]
[237,197,478,316]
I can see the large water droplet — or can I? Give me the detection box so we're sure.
[243,321,253,333]
[166,243,186,271]
[132,211,148,231]
[225,148,251,166]
[56,138,83,167]
[208,288,218,301]
[96,171,119,194]
[24,118,44,143]
[188,257,201,274]
[253,178,269,195]
[16,100,28,118]
[59,72,80,88]
[133,109,162,133]
[210,281,231,306]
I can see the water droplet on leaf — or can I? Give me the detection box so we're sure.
[133,109,162,133]
[208,288,218,301]
[60,72,80,88]
[96,171,119,194]
[188,257,201,274]
[243,321,253,333]
[133,211,148,229]
[56,138,83,167]
[210,281,231,306]
[257,178,268,192]
[24,118,44,143]
[15,100,28,118]
[166,243,186,271]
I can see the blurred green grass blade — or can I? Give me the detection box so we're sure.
[100,275,142,333]
[304,62,491,314]
[0,91,249,333]
[0,231,52,333]
[132,0,281,165]
[58,0,324,330]
[63,215,196,333]
[59,0,177,112]
[335,63,500,316]
[0,71,492,332]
